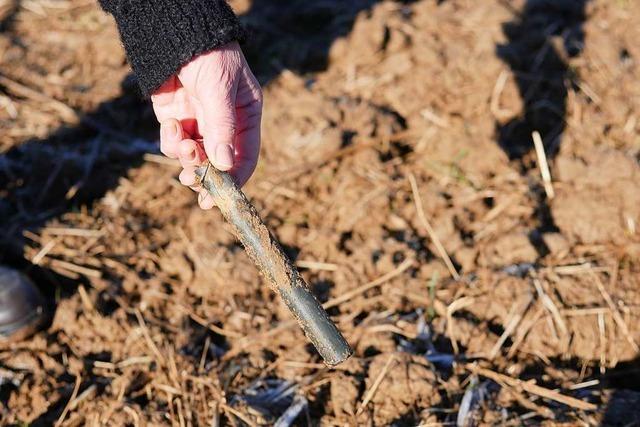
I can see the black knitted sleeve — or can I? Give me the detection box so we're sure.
[98,0,245,96]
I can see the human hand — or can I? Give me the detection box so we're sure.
[151,42,262,209]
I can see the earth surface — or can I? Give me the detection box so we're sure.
[1,0,639,425]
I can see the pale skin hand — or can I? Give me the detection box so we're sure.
[152,42,263,209]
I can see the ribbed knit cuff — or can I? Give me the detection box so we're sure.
[103,0,245,96]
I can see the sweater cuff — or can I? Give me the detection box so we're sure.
[106,0,245,96]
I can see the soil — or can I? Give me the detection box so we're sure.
[1,0,640,425]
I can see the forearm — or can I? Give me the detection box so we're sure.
[99,0,245,96]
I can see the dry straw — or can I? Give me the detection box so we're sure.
[532,131,555,199]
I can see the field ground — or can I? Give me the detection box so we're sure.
[1,0,640,425]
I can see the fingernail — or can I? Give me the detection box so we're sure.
[215,144,234,169]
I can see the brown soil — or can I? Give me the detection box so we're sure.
[1,0,640,425]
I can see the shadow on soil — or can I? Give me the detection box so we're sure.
[496,0,588,257]
[0,78,157,299]
[495,0,590,258]
[0,0,392,424]
[597,355,640,426]
[493,10,640,424]
[3,0,637,425]
[0,0,394,312]
[496,0,588,162]
[492,12,640,425]
[529,355,640,426]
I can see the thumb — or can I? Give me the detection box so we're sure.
[198,79,238,171]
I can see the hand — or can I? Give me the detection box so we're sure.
[151,42,262,209]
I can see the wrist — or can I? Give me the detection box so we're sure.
[107,0,245,96]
